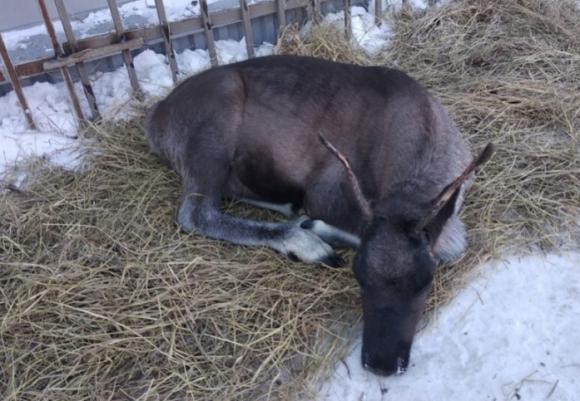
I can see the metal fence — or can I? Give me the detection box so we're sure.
[0,0,407,128]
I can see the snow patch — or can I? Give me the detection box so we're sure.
[302,6,393,56]
[369,0,431,16]
[0,81,79,135]
[0,81,82,177]
[143,0,202,20]
[404,0,429,10]
[176,40,274,77]
[0,130,80,180]
[0,39,274,178]
[2,23,56,54]
[318,252,580,401]
[134,49,175,98]
[3,0,222,51]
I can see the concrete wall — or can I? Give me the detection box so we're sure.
[0,0,131,31]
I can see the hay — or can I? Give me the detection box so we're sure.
[378,0,580,253]
[276,24,370,65]
[1,0,580,399]
[0,118,359,400]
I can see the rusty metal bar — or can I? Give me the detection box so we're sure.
[312,0,321,24]
[276,0,287,34]
[199,0,218,67]
[54,0,101,119]
[43,38,144,70]
[375,0,383,26]
[154,0,179,82]
[3,0,367,84]
[239,0,255,58]
[0,34,36,130]
[344,0,352,41]
[39,0,62,56]
[37,0,85,123]
[106,0,143,99]
[306,0,314,25]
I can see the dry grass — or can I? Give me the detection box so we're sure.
[0,120,359,400]
[1,0,579,400]
[276,24,370,65]
[379,0,580,253]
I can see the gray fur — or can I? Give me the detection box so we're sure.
[145,55,475,375]
[240,198,296,217]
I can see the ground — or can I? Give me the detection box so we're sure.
[1,1,578,400]
[319,253,580,400]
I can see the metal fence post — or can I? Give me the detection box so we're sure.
[106,0,143,99]
[344,0,352,40]
[54,0,101,119]
[239,0,255,58]
[200,0,219,66]
[0,35,36,130]
[154,0,179,82]
[37,0,85,124]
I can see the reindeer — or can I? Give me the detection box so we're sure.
[145,55,493,376]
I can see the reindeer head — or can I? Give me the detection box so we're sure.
[321,135,494,376]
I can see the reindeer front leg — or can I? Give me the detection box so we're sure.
[177,194,344,267]
[237,199,361,249]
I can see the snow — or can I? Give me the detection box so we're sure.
[1,2,579,400]
[302,6,393,56]
[370,0,430,15]
[2,0,221,52]
[405,0,429,10]
[143,0,202,21]
[318,252,580,401]
[1,24,53,53]
[349,7,393,56]
[0,38,273,178]
[1,0,433,55]
[2,2,382,179]
[0,81,81,178]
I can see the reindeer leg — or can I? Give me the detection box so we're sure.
[238,198,298,217]
[236,199,358,248]
[177,192,344,267]
[299,219,361,249]
[160,106,342,266]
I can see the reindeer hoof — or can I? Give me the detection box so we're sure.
[276,220,341,267]
[320,253,345,268]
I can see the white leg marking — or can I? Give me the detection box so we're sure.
[269,217,341,266]
[240,198,295,217]
[306,220,361,249]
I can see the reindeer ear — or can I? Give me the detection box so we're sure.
[419,186,461,244]
[415,143,494,241]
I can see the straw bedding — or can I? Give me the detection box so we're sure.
[1,0,579,399]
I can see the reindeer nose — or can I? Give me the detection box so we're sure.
[396,356,408,375]
[362,353,409,376]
